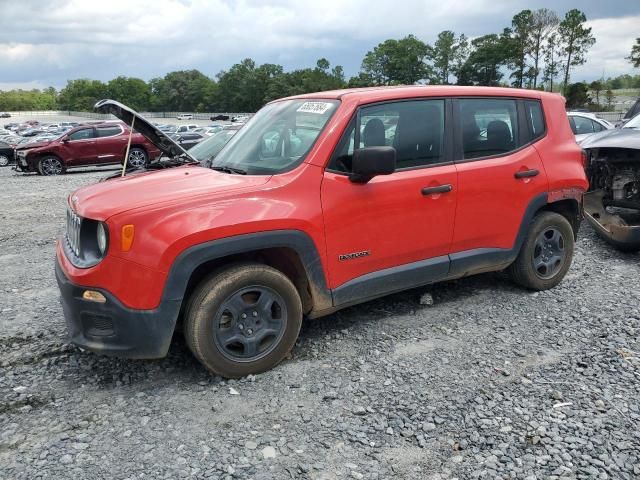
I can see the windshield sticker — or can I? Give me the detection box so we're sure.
[297,101,333,115]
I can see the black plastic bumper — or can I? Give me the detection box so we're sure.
[55,259,181,359]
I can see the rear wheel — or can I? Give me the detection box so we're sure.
[184,263,303,378]
[38,156,65,175]
[127,148,148,169]
[508,211,574,290]
[0,154,9,167]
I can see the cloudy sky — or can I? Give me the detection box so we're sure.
[0,0,638,90]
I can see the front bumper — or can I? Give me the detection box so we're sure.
[583,191,640,250]
[55,258,181,359]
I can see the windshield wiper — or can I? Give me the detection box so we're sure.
[211,165,248,175]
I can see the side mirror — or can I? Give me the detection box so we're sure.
[349,146,396,184]
[61,137,69,143]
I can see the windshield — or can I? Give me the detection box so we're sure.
[623,114,640,129]
[189,130,237,162]
[212,99,339,174]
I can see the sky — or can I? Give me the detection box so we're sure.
[0,0,638,91]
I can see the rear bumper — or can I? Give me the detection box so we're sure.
[584,191,640,250]
[55,258,181,359]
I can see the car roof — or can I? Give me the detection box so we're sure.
[277,85,550,104]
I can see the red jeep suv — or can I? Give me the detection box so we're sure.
[55,88,588,377]
[15,122,161,175]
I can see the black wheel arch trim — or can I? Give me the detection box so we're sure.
[163,230,333,312]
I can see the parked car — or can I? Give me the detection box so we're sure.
[567,112,614,142]
[15,122,161,175]
[0,140,16,166]
[0,112,11,118]
[175,124,198,134]
[582,112,640,251]
[58,89,587,378]
[176,113,194,120]
[4,123,19,130]
[616,98,640,127]
[173,132,205,150]
[188,129,238,166]
[20,127,46,137]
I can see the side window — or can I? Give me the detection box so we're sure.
[568,116,578,134]
[592,120,604,132]
[96,126,122,138]
[460,98,518,159]
[572,116,595,134]
[329,99,445,172]
[68,128,94,141]
[524,100,545,141]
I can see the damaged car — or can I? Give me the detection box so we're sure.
[582,113,640,252]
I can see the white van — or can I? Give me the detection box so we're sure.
[176,113,194,120]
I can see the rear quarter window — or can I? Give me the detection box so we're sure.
[524,100,546,141]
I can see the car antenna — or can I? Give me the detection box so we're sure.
[121,115,136,177]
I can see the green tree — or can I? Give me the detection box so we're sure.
[361,35,431,85]
[0,88,58,110]
[149,70,216,112]
[215,59,282,112]
[508,10,534,88]
[457,32,512,86]
[628,38,640,68]
[605,89,615,109]
[542,33,560,91]
[557,9,596,93]
[427,31,469,84]
[106,76,152,111]
[528,9,559,88]
[589,80,603,105]
[564,82,590,108]
[57,79,108,111]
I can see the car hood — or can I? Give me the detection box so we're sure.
[94,99,197,162]
[71,165,270,220]
[15,140,53,150]
[579,128,640,149]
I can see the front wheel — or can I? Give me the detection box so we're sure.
[184,263,303,378]
[508,211,575,290]
[38,156,65,175]
[0,154,10,167]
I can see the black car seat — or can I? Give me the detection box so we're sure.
[362,118,386,147]
[486,120,513,154]
[393,105,441,167]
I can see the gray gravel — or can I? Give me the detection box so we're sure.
[1,166,639,479]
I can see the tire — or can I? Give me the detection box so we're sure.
[0,154,9,167]
[37,156,65,176]
[508,211,575,290]
[127,148,148,169]
[184,263,303,378]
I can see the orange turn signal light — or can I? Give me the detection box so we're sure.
[121,224,135,252]
[82,290,106,303]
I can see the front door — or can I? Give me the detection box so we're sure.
[62,127,97,166]
[321,99,458,301]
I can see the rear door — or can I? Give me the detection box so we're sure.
[450,97,548,261]
[321,98,458,293]
[95,124,126,164]
[62,127,97,166]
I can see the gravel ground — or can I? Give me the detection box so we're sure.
[1,166,639,480]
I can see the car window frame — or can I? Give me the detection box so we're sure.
[326,97,454,175]
[452,96,547,164]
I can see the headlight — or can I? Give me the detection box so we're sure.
[97,222,108,255]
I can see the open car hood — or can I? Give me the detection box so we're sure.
[94,99,197,162]
[579,128,640,150]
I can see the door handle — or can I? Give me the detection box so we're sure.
[421,184,453,195]
[514,169,539,179]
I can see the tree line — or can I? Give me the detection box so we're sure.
[1,8,637,113]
